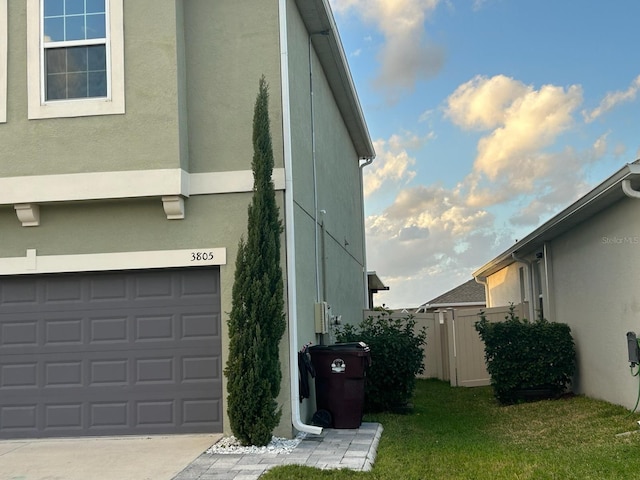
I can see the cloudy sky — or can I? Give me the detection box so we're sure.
[328,0,640,309]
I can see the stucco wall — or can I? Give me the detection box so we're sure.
[551,197,640,409]
[285,0,367,424]
[2,1,184,175]
[181,0,283,174]
[486,263,525,308]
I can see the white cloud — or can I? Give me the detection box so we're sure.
[367,73,616,307]
[364,132,435,196]
[446,74,530,130]
[366,185,493,276]
[418,109,435,123]
[471,0,497,11]
[365,184,511,307]
[365,74,611,307]
[583,75,640,123]
[330,0,444,101]
[507,149,595,226]
[614,143,627,158]
[444,75,585,214]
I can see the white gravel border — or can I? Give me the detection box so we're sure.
[206,432,307,455]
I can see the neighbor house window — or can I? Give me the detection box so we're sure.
[27,0,125,119]
[0,0,7,123]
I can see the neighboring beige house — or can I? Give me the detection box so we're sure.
[416,279,486,313]
[0,0,374,439]
[473,160,640,410]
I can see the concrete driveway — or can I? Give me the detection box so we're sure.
[0,434,221,480]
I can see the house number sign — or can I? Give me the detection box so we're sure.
[191,251,216,261]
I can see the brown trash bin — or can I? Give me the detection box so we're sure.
[309,342,371,429]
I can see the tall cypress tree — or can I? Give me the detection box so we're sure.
[225,76,286,446]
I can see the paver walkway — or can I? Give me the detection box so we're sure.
[173,422,383,480]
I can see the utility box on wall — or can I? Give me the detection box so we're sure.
[315,302,330,334]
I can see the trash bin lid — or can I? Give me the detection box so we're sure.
[309,342,370,353]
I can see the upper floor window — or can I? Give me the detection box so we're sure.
[43,0,107,100]
[27,0,125,119]
[1,0,7,123]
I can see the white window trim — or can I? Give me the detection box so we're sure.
[27,0,125,119]
[0,0,7,123]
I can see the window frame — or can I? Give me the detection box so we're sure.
[27,0,125,119]
[0,0,7,123]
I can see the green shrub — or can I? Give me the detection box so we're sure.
[335,312,427,412]
[475,304,576,405]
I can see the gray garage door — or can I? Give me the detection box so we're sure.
[0,267,222,439]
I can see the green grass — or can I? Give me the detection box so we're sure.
[263,379,640,479]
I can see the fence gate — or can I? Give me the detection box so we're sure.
[446,303,528,387]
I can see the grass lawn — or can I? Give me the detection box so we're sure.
[263,379,640,480]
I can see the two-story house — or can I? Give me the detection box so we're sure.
[0,0,374,439]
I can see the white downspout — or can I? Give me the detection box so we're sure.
[511,252,535,321]
[542,242,553,322]
[474,276,489,307]
[279,0,322,435]
[359,157,373,307]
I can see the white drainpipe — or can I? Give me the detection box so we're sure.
[359,157,373,307]
[279,0,322,436]
[474,276,489,306]
[511,252,535,321]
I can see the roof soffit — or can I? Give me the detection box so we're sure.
[293,0,375,158]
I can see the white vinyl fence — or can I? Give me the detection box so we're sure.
[363,303,528,387]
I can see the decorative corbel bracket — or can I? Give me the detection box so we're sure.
[162,195,185,220]
[14,203,40,227]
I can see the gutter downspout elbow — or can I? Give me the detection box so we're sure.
[360,157,374,169]
[622,179,640,199]
[280,0,322,436]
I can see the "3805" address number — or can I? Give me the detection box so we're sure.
[191,251,215,261]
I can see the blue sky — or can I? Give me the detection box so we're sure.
[329,0,640,308]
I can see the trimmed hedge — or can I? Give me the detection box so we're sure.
[475,305,576,405]
[335,312,427,412]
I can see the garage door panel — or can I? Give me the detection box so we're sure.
[1,320,39,347]
[0,277,39,305]
[1,362,38,388]
[0,268,222,438]
[0,309,219,356]
[2,398,222,438]
[1,351,221,392]
[0,272,221,315]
